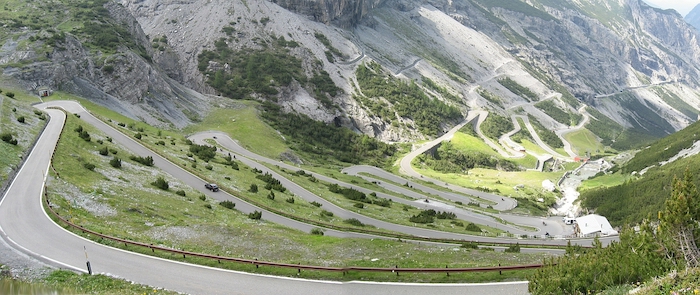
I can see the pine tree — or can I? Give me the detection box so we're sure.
[660,169,700,267]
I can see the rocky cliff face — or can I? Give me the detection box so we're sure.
[1,1,207,128]
[271,0,385,28]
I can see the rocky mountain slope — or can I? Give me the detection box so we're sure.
[685,3,700,31]
[3,0,700,148]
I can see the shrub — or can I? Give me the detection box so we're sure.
[248,210,262,220]
[285,197,295,204]
[409,209,438,224]
[267,192,275,200]
[310,201,322,207]
[1,132,14,143]
[465,222,482,232]
[175,190,186,196]
[199,195,206,201]
[99,146,109,156]
[344,218,365,227]
[205,164,213,170]
[310,228,324,235]
[16,116,24,123]
[461,242,479,249]
[109,157,122,168]
[6,92,14,98]
[109,148,117,154]
[204,204,212,209]
[130,155,154,166]
[320,210,334,217]
[353,202,364,209]
[249,184,258,193]
[372,198,392,208]
[83,163,96,171]
[505,243,521,253]
[78,130,91,142]
[134,133,142,140]
[151,176,169,190]
[219,200,236,209]
[189,143,217,162]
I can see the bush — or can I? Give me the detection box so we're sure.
[310,228,324,236]
[409,209,438,224]
[1,132,14,143]
[130,155,154,166]
[285,197,295,204]
[79,130,91,142]
[344,218,365,227]
[249,184,258,193]
[134,133,142,140]
[199,195,206,201]
[461,242,479,249]
[109,157,122,168]
[83,163,96,171]
[205,164,213,170]
[175,190,186,196]
[505,243,521,253]
[267,191,275,200]
[151,176,169,190]
[320,210,334,217]
[189,143,217,162]
[372,198,392,208]
[99,146,109,156]
[16,116,24,123]
[310,201,322,207]
[6,92,14,98]
[248,210,262,220]
[219,200,236,209]
[204,203,212,209]
[353,202,364,209]
[465,222,482,232]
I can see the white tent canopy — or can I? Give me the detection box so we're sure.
[575,214,618,236]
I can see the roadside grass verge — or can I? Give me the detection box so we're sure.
[44,104,555,283]
[42,270,179,295]
[0,90,45,185]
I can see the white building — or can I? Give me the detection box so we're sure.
[575,214,618,237]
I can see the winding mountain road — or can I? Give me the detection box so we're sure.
[0,101,542,295]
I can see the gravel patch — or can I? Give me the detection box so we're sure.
[47,176,117,217]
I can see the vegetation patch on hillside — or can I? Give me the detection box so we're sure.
[480,113,513,140]
[416,141,519,173]
[534,100,580,126]
[198,38,339,108]
[527,115,563,148]
[355,62,462,137]
[498,77,538,102]
[260,102,396,166]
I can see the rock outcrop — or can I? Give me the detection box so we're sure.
[271,0,385,28]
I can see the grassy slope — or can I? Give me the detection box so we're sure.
[563,128,607,157]
[0,88,45,184]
